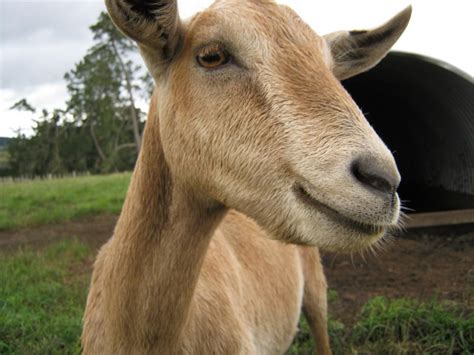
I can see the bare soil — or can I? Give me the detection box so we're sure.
[1,216,473,322]
[324,229,474,322]
[0,215,116,251]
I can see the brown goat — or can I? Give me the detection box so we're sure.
[82,1,411,353]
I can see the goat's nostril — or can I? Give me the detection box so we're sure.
[351,158,399,194]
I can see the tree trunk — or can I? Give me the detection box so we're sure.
[90,122,106,163]
[111,40,142,155]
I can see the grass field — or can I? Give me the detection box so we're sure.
[0,173,130,230]
[0,241,90,354]
[0,241,472,354]
[1,174,473,353]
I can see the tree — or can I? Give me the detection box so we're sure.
[7,12,152,176]
[8,102,67,176]
[9,98,36,113]
[65,12,150,172]
[91,12,144,153]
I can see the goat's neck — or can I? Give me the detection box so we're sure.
[103,116,224,351]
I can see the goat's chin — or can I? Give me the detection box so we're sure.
[260,200,398,253]
[228,187,398,253]
[272,216,387,252]
[264,185,401,252]
[305,220,388,253]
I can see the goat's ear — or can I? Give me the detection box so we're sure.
[324,6,412,80]
[105,0,182,76]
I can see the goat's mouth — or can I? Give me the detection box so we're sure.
[293,184,386,236]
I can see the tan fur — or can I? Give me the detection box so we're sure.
[82,1,411,353]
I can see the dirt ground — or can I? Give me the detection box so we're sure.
[324,228,474,322]
[1,215,473,322]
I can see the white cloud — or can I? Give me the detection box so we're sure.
[1,38,93,89]
[0,82,68,136]
[1,0,472,137]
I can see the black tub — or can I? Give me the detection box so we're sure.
[343,51,474,213]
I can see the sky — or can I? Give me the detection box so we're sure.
[0,0,473,137]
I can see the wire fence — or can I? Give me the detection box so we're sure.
[0,171,93,183]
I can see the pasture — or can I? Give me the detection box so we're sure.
[0,174,473,354]
[0,173,130,230]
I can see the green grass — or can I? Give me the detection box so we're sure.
[0,173,131,230]
[289,296,474,354]
[350,296,474,353]
[0,240,91,354]
[1,241,472,354]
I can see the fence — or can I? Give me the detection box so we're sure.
[0,171,94,183]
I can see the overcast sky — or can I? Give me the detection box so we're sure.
[1,0,472,137]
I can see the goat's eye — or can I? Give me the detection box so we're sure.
[196,46,230,69]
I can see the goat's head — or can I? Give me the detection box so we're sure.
[106,0,411,251]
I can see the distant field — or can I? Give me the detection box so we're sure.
[0,173,131,230]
